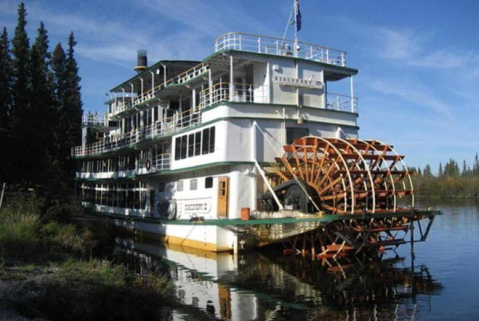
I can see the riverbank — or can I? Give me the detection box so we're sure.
[0,194,176,321]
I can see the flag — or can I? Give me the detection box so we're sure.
[296,0,302,32]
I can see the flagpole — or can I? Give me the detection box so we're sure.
[294,0,298,57]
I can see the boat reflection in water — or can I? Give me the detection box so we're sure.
[114,237,442,321]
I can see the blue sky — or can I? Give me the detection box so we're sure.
[1,0,478,171]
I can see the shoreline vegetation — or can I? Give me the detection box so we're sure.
[0,3,182,320]
[0,193,176,321]
[410,157,479,199]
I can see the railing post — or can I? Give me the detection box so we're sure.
[350,76,354,113]
[258,37,261,53]
[129,83,134,108]
[239,34,242,50]
[229,55,234,102]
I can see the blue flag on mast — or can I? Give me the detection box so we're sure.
[296,0,302,32]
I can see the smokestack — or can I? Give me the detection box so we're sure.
[134,49,148,73]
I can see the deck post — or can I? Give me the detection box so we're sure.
[229,55,234,101]
[350,76,354,113]
[129,83,134,107]
[410,209,415,259]
[150,71,154,93]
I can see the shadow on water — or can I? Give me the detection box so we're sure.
[115,235,443,321]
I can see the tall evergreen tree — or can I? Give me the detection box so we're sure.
[30,21,55,181]
[474,153,479,176]
[462,160,468,177]
[423,164,432,176]
[51,43,68,164]
[10,2,31,183]
[0,28,13,182]
[65,32,82,159]
[52,32,83,176]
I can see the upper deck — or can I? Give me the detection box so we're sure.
[214,32,347,67]
[73,32,358,158]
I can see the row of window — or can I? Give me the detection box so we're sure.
[78,154,136,173]
[175,126,215,160]
[80,183,148,210]
[77,143,170,174]
[176,177,213,192]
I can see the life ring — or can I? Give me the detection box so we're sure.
[145,159,152,171]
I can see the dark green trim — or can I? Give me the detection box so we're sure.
[140,161,272,178]
[102,210,441,226]
[165,71,208,88]
[110,60,201,92]
[204,49,359,75]
[74,112,359,160]
[77,161,273,182]
[201,101,359,117]
[75,175,136,182]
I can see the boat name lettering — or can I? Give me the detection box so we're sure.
[182,201,211,214]
[273,76,323,89]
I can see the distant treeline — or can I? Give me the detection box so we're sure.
[410,156,479,198]
[0,3,82,196]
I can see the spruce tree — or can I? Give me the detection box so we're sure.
[30,21,55,181]
[10,2,31,183]
[0,28,13,182]
[51,43,68,165]
[423,164,432,176]
[63,32,83,172]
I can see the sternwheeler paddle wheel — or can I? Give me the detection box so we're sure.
[263,136,438,259]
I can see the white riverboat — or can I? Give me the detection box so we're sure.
[74,9,438,253]
[74,30,360,251]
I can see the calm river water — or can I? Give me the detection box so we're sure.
[115,200,479,321]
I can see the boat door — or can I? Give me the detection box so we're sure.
[217,177,229,218]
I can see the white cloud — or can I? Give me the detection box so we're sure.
[369,78,453,118]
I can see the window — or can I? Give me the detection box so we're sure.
[286,127,309,144]
[173,127,216,160]
[202,128,210,155]
[175,137,181,160]
[181,135,187,159]
[194,132,201,156]
[190,179,197,191]
[188,134,194,158]
[209,126,215,153]
[205,177,213,189]
[177,181,183,192]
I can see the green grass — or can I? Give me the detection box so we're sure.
[0,195,176,321]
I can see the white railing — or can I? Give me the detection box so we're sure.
[73,110,201,157]
[137,154,171,175]
[75,170,135,180]
[326,92,358,113]
[215,32,347,67]
[199,82,269,109]
[82,113,107,127]
[110,63,210,117]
